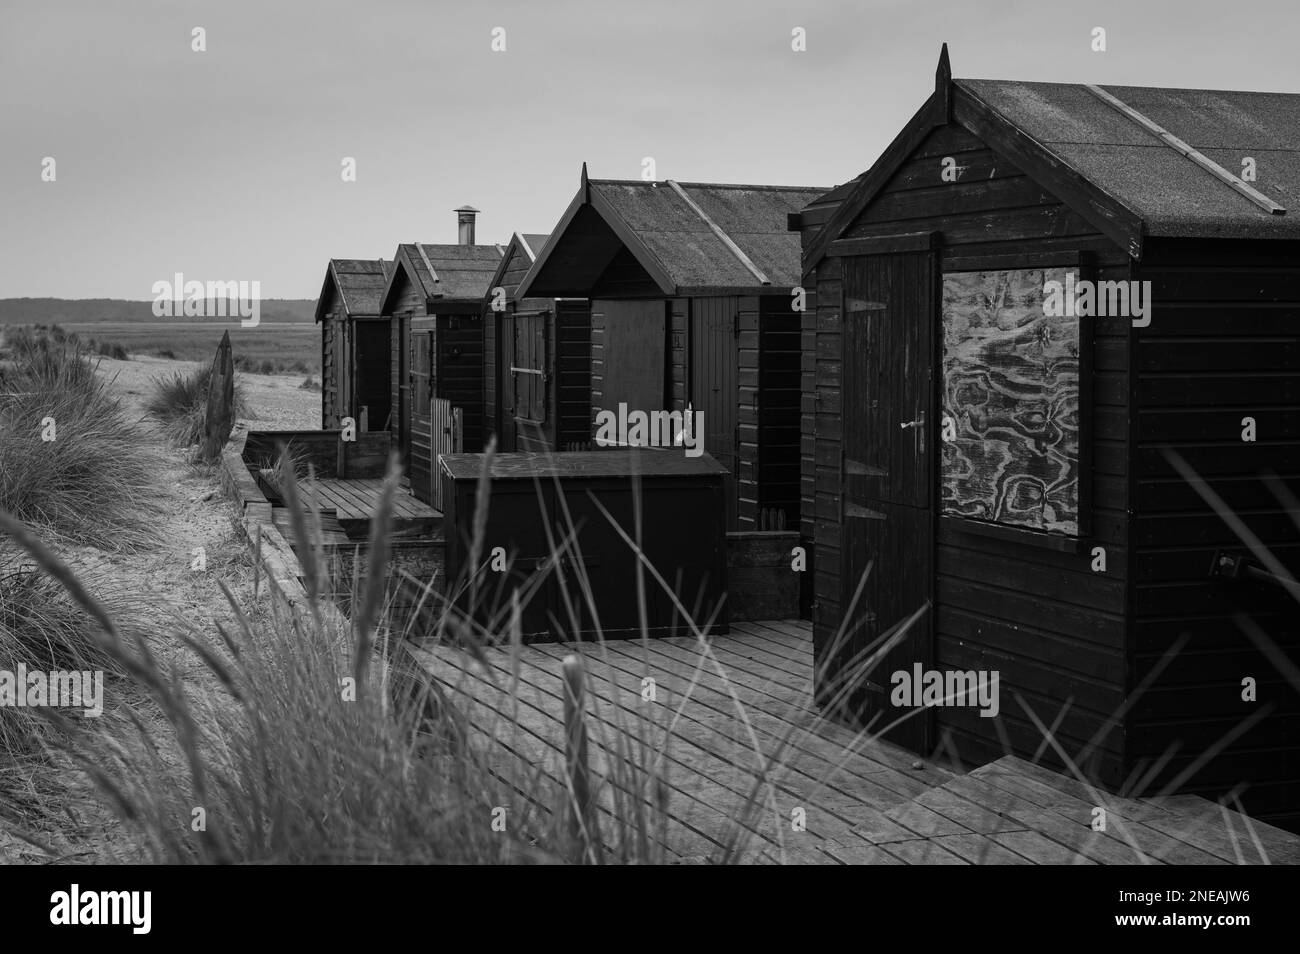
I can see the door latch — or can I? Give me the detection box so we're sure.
[900,411,925,454]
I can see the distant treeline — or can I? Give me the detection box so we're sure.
[0,298,318,325]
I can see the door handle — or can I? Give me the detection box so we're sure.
[901,412,925,453]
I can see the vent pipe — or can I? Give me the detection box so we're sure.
[455,205,480,245]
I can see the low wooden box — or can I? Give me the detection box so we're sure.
[440,450,728,640]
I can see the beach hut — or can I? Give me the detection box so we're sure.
[518,168,825,531]
[378,207,504,505]
[483,232,592,452]
[314,258,394,430]
[797,45,1300,829]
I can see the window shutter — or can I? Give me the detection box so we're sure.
[413,333,430,409]
[530,315,546,422]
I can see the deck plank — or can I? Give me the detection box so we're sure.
[562,637,935,798]
[971,761,1226,864]
[401,623,1300,864]
[546,642,923,816]
[941,773,1160,865]
[411,646,700,860]
[293,477,439,527]
[534,647,904,842]
[933,833,1034,864]
[424,645,785,857]
[616,635,914,768]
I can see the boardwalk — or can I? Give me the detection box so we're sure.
[295,477,438,532]
[404,620,1300,864]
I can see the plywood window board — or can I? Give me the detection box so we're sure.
[940,266,1081,536]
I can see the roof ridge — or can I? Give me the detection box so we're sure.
[590,177,828,192]
[414,244,441,291]
[516,232,537,262]
[665,179,770,285]
[1085,83,1285,216]
[956,76,1300,99]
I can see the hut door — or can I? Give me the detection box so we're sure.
[430,398,462,511]
[399,316,412,475]
[499,314,517,451]
[354,320,391,431]
[690,298,738,529]
[840,251,934,753]
[409,330,434,503]
[512,312,548,449]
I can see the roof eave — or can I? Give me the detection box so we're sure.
[484,233,525,303]
[952,81,1147,260]
[377,247,416,315]
[801,91,946,276]
[313,265,335,324]
[517,176,677,299]
[801,78,1152,276]
[515,188,587,299]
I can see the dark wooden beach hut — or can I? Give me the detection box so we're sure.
[378,207,504,505]
[797,45,1300,829]
[483,232,592,452]
[518,168,825,531]
[315,258,394,430]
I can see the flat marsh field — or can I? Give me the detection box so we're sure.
[61,320,320,370]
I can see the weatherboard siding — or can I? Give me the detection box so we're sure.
[319,279,343,428]
[1130,239,1300,828]
[737,296,761,529]
[557,301,592,447]
[322,312,339,428]
[758,295,801,528]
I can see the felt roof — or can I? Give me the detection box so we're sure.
[394,243,505,300]
[521,176,828,297]
[314,258,393,322]
[958,79,1300,240]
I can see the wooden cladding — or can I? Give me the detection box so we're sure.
[828,231,940,258]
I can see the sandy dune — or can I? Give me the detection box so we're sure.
[94,353,322,431]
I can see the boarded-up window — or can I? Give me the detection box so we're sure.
[513,313,546,423]
[941,267,1081,535]
[413,332,431,410]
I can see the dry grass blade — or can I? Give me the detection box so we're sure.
[353,454,400,693]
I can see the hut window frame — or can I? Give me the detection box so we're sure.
[511,311,548,425]
[413,330,433,410]
[937,250,1093,552]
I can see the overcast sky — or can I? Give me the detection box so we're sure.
[2,0,1298,299]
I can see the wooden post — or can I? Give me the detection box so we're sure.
[562,654,595,860]
[201,330,235,461]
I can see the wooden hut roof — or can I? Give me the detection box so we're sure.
[518,233,550,260]
[379,243,505,312]
[485,232,552,300]
[313,258,393,322]
[802,46,1300,272]
[962,80,1299,239]
[518,171,828,298]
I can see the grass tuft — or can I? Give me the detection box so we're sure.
[0,328,165,551]
[145,363,248,447]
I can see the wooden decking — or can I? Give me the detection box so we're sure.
[296,477,439,533]
[404,619,1300,864]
